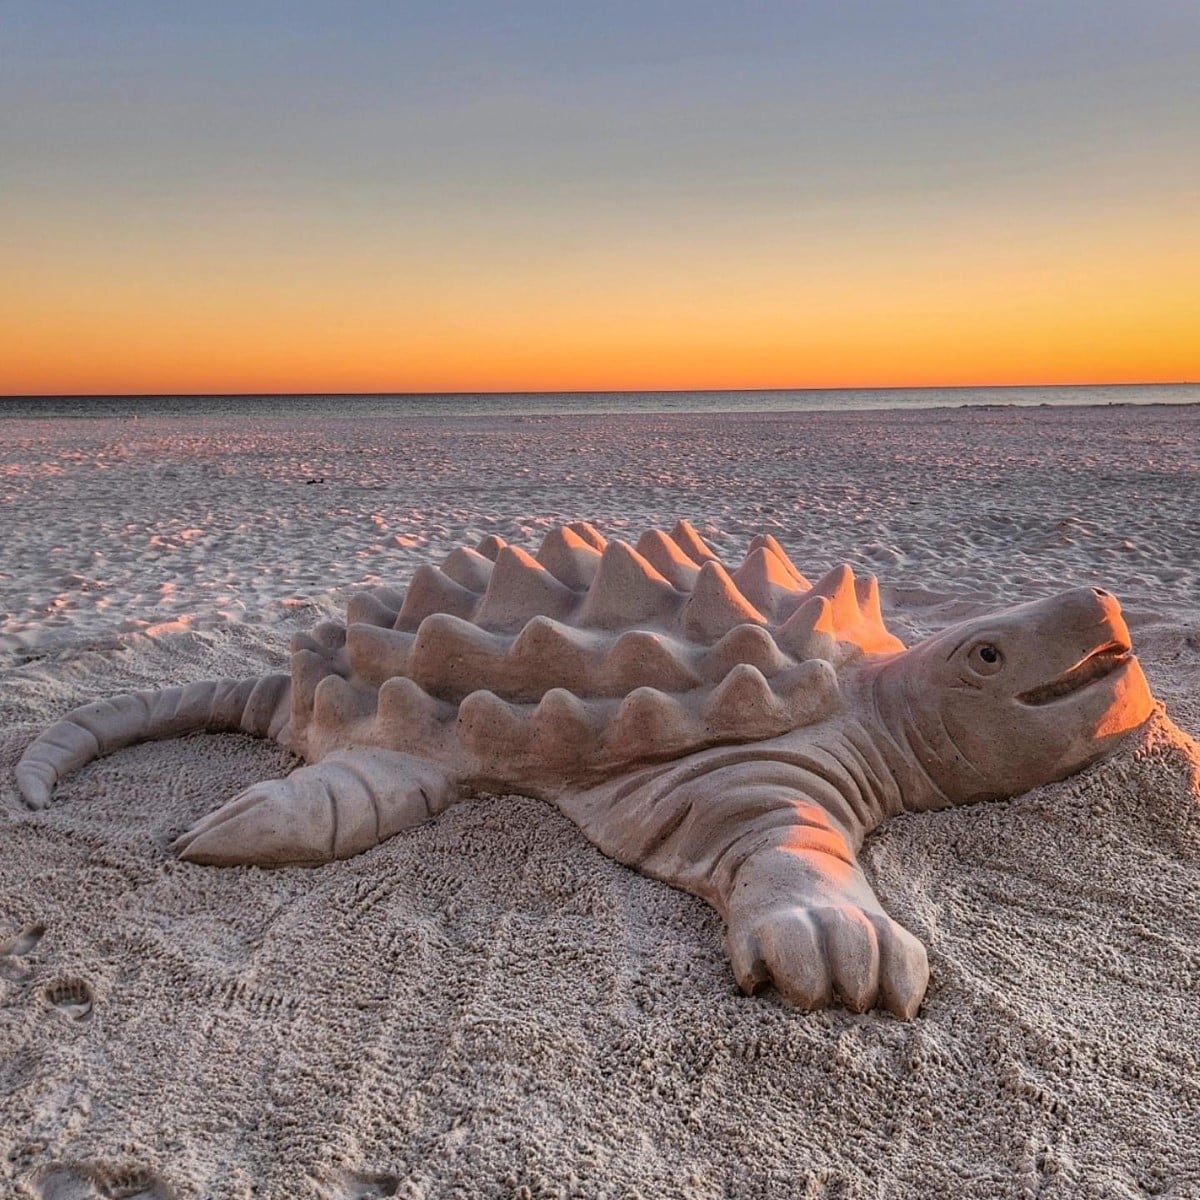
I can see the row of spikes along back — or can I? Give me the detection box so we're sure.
[288,521,907,785]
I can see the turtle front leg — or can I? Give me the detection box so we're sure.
[719,813,929,1019]
[172,749,462,867]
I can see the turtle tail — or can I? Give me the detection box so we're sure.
[16,674,292,809]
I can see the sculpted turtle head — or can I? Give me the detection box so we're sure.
[875,587,1155,806]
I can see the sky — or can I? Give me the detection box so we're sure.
[1,1,1197,394]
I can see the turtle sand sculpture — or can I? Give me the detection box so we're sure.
[17,521,1155,1018]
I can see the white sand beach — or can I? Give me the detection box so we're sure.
[1,404,1197,1199]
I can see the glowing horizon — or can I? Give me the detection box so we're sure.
[3,2,1197,397]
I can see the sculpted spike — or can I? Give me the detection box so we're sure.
[290,648,335,748]
[310,621,347,652]
[669,519,721,565]
[407,614,509,702]
[291,621,343,659]
[458,690,533,774]
[474,545,578,632]
[704,663,791,741]
[855,573,885,627]
[532,688,602,770]
[777,594,841,663]
[441,546,495,593]
[635,530,702,591]
[733,546,805,619]
[347,591,398,630]
[375,585,407,613]
[566,521,607,552]
[396,565,479,631]
[509,616,605,697]
[25,519,1161,1021]
[346,624,415,688]
[704,623,792,682]
[313,674,375,733]
[772,659,843,727]
[475,534,507,561]
[603,630,701,695]
[578,541,684,630]
[682,560,767,643]
[747,534,810,588]
[375,676,451,751]
[536,526,603,590]
[810,564,904,656]
[290,630,327,658]
[810,564,861,628]
[608,688,695,761]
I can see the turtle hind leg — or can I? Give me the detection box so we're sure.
[172,749,462,867]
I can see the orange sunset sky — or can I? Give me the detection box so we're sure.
[2,2,1197,396]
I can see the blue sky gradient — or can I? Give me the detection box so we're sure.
[2,2,1196,391]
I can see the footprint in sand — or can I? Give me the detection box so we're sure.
[31,1162,174,1200]
[317,1168,401,1199]
[94,1165,175,1200]
[30,1164,94,1200]
[0,921,45,983]
[42,976,94,1021]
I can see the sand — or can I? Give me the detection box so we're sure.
[1,404,1197,1199]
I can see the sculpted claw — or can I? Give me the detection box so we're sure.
[749,907,833,1011]
[726,924,771,995]
[869,914,929,1021]
[820,906,882,1013]
[173,778,305,866]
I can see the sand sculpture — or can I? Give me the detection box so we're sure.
[17,521,1155,1018]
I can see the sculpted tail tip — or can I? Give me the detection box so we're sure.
[15,763,53,810]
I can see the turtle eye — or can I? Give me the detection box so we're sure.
[969,643,1004,675]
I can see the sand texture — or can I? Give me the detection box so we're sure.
[1,405,1198,1198]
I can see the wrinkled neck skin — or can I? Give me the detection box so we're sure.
[752,689,952,844]
[859,655,971,815]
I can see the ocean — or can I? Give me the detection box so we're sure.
[0,383,1196,421]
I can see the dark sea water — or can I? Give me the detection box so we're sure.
[0,383,1196,421]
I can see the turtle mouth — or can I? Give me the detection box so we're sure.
[1017,641,1134,706]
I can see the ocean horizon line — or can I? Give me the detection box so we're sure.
[1,382,1196,422]
[2,379,1196,401]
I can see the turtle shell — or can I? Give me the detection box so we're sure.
[288,521,905,790]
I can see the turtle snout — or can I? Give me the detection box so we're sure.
[1042,587,1130,655]
[1063,584,1121,618]
[1078,585,1131,642]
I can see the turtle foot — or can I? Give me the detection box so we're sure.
[173,749,461,867]
[726,901,929,1019]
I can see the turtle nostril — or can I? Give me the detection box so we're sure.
[1092,587,1110,598]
